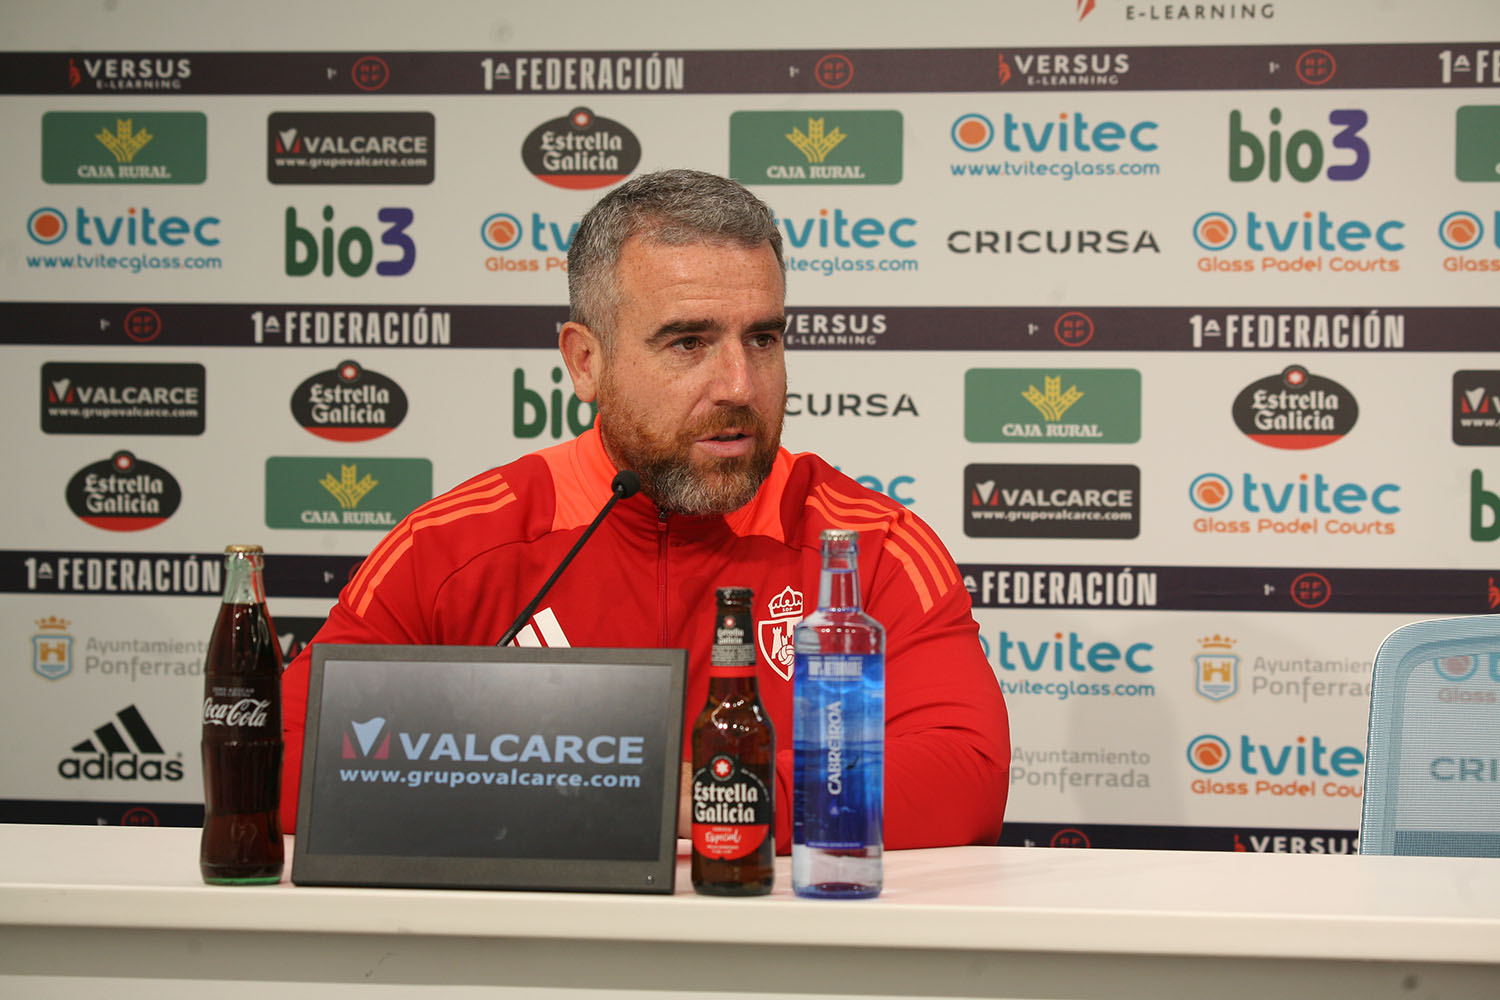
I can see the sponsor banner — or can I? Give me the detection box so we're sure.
[0,550,361,599]
[26,614,206,684]
[964,368,1140,443]
[0,798,203,826]
[2,303,1496,350]
[521,107,640,189]
[1231,365,1357,450]
[3,44,1495,95]
[965,464,1141,539]
[730,110,902,185]
[267,111,435,184]
[41,361,205,434]
[1454,370,1500,445]
[290,360,408,441]
[998,822,1358,854]
[65,451,182,532]
[961,564,1500,614]
[41,111,207,184]
[264,456,432,531]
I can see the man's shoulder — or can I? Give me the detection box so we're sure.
[399,450,559,554]
[778,450,912,542]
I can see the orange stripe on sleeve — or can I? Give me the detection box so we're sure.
[806,487,947,613]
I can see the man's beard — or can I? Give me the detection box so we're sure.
[597,390,784,516]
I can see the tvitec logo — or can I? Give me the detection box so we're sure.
[1189,470,1399,538]
[480,210,577,273]
[284,205,415,277]
[1438,210,1500,274]
[1186,733,1364,800]
[1229,108,1370,182]
[1192,208,1403,275]
[27,204,219,247]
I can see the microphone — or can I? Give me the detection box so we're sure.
[497,470,641,647]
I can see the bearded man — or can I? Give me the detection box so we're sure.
[279,170,1009,850]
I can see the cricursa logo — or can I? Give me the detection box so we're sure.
[948,110,1161,181]
[729,110,902,185]
[58,704,184,782]
[1188,470,1399,538]
[268,112,435,185]
[42,112,208,184]
[949,223,1158,255]
[479,210,576,273]
[291,360,408,441]
[521,107,641,189]
[1192,208,1403,275]
[1228,108,1370,182]
[66,451,181,531]
[785,390,917,419]
[1231,365,1358,450]
[1186,733,1364,800]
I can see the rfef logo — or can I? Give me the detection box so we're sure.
[730,110,902,185]
[964,368,1141,443]
[290,360,408,441]
[42,112,207,184]
[66,451,181,531]
[965,464,1140,539]
[1228,108,1370,183]
[58,704,184,782]
[521,107,640,189]
[1231,365,1358,449]
[1453,371,1500,445]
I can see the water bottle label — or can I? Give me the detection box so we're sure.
[691,753,771,860]
[794,653,883,850]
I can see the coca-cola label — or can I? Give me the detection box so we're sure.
[691,752,771,859]
[203,683,278,730]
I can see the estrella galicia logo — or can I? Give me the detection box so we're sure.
[58,704,184,782]
[42,361,205,435]
[291,360,408,441]
[1454,371,1500,445]
[964,464,1140,539]
[1231,365,1358,450]
[521,107,641,189]
[343,716,390,759]
[268,112,435,185]
[66,450,181,531]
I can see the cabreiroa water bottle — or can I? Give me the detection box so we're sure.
[793,529,884,898]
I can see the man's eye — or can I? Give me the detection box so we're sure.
[672,336,702,351]
[751,333,780,348]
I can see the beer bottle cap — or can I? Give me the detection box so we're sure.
[224,544,265,553]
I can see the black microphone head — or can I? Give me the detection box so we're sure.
[612,470,641,499]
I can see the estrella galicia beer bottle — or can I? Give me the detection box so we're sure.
[200,545,285,884]
[690,587,775,895]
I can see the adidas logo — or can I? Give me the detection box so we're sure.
[58,704,183,782]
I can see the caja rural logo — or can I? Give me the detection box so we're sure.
[1231,365,1358,449]
[291,360,408,441]
[521,107,641,189]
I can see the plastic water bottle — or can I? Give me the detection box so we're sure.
[792,528,884,898]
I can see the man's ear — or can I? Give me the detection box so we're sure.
[559,321,604,403]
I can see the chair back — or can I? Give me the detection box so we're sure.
[1360,615,1500,856]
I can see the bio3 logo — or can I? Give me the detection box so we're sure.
[1229,108,1370,182]
[285,205,415,277]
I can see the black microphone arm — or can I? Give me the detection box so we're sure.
[496,470,641,647]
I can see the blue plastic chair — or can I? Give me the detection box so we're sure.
[1360,615,1500,857]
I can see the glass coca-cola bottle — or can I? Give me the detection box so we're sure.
[200,544,284,884]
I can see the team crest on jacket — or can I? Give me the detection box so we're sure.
[758,586,803,680]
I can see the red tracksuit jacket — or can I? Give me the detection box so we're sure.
[279,427,1010,850]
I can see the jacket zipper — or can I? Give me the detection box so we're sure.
[656,511,670,647]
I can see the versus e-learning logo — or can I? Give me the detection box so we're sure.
[1188,470,1399,538]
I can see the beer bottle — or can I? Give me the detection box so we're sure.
[200,545,285,884]
[793,529,885,898]
[690,586,775,895]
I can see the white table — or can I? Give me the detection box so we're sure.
[1,824,1498,999]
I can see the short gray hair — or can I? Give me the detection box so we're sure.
[567,169,785,338]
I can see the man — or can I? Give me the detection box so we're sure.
[279,169,1010,850]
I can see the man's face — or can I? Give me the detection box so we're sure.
[577,235,787,515]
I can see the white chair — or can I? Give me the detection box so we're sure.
[1360,615,1500,857]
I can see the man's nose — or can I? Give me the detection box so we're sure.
[710,341,753,406]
